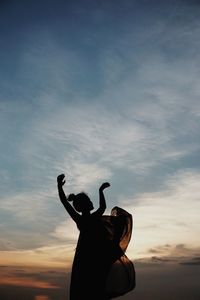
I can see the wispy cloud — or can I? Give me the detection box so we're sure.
[123,170,200,258]
[0,244,75,268]
[1,0,200,272]
[0,265,67,300]
[50,219,78,242]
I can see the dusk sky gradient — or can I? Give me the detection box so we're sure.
[0,1,200,299]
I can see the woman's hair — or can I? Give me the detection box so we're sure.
[68,192,92,212]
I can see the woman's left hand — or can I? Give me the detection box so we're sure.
[99,182,110,191]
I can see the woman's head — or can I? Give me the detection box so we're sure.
[68,192,94,213]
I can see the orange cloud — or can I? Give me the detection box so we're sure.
[0,277,59,289]
[0,244,74,269]
[35,296,50,300]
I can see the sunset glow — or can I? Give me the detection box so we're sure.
[35,296,50,300]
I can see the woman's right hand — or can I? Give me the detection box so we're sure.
[57,174,66,186]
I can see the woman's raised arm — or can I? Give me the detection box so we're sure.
[93,182,110,216]
[57,174,80,223]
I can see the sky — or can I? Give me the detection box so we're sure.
[0,0,200,299]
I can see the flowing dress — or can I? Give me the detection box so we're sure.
[70,206,135,300]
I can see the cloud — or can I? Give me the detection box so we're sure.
[148,244,200,262]
[0,277,58,289]
[3,12,200,191]
[0,244,75,269]
[180,257,200,266]
[148,244,171,255]
[0,265,68,300]
[2,13,200,196]
[50,219,78,242]
[150,256,172,263]
[1,0,200,272]
[121,170,200,259]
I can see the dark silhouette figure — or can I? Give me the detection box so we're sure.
[57,174,135,300]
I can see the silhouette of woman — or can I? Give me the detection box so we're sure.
[57,174,135,300]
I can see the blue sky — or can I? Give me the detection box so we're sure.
[0,0,200,299]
